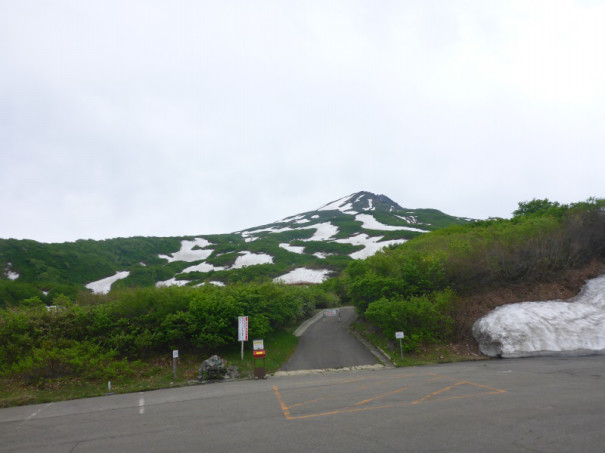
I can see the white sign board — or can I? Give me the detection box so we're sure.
[173,350,179,359]
[238,316,249,342]
[325,309,338,317]
[395,331,405,339]
[253,339,264,351]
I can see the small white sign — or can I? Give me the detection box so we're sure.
[173,350,179,358]
[325,309,337,317]
[253,339,264,351]
[395,332,404,339]
[238,316,249,342]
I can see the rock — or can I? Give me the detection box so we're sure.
[198,355,240,382]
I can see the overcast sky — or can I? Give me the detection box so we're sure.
[1,1,604,243]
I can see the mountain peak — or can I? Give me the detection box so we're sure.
[317,191,404,213]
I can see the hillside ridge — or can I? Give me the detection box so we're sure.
[0,191,470,303]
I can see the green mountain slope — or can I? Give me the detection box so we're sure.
[0,191,470,305]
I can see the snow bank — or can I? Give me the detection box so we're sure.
[356,214,428,232]
[335,234,407,260]
[274,268,332,284]
[232,251,273,268]
[158,238,213,262]
[280,243,305,254]
[86,271,130,294]
[4,263,19,280]
[473,274,605,358]
[303,222,339,241]
[318,194,354,212]
[156,277,190,288]
[181,262,225,273]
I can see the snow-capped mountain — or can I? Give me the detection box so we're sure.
[0,192,471,297]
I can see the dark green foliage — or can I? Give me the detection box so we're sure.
[0,282,325,383]
[343,197,605,348]
[364,290,455,351]
[513,198,562,217]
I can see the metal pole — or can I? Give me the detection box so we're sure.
[241,340,244,360]
[173,357,177,380]
[399,339,403,359]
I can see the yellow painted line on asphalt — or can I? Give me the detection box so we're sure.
[274,373,507,421]
[352,386,411,407]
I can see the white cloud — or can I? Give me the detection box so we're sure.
[1,1,604,242]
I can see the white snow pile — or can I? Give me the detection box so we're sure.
[473,274,605,358]
[158,238,214,262]
[274,268,332,284]
[86,271,130,294]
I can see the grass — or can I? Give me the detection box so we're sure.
[352,318,487,367]
[0,329,299,408]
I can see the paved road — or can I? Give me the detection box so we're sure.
[1,355,605,452]
[280,307,379,371]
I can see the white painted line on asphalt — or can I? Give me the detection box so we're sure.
[139,396,145,414]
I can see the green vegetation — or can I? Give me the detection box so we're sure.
[341,198,605,353]
[2,196,604,407]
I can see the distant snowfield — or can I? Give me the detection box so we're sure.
[279,243,305,254]
[4,263,19,280]
[473,274,605,358]
[232,251,273,268]
[86,271,130,294]
[355,214,428,232]
[274,268,332,284]
[156,277,190,288]
[303,222,339,241]
[336,234,407,260]
[181,262,225,273]
[158,238,213,262]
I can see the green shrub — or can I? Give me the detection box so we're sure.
[364,290,455,352]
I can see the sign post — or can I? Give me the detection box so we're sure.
[252,339,266,379]
[172,350,179,380]
[238,316,248,360]
[395,331,405,359]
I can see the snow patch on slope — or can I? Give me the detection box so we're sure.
[356,214,428,232]
[232,251,273,269]
[473,274,605,358]
[159,238,213,262]
[318,194,354,212]
[4,263,19,280]
[335,234,407,260]
[303,222,339,241]
[156,277,190,288]
[274,268,332,284]
[280,243,305,254]
[86,271,130,294]
[181,262,226,273]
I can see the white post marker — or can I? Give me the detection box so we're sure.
[395,331,405,359]
[172,350,179,380]
[238,316,249,360]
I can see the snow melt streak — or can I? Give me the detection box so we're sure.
[472,275,605,358]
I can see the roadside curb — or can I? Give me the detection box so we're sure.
[293,310,325,337]
[273,364,385,377]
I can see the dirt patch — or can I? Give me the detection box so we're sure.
[452,260,605,353]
